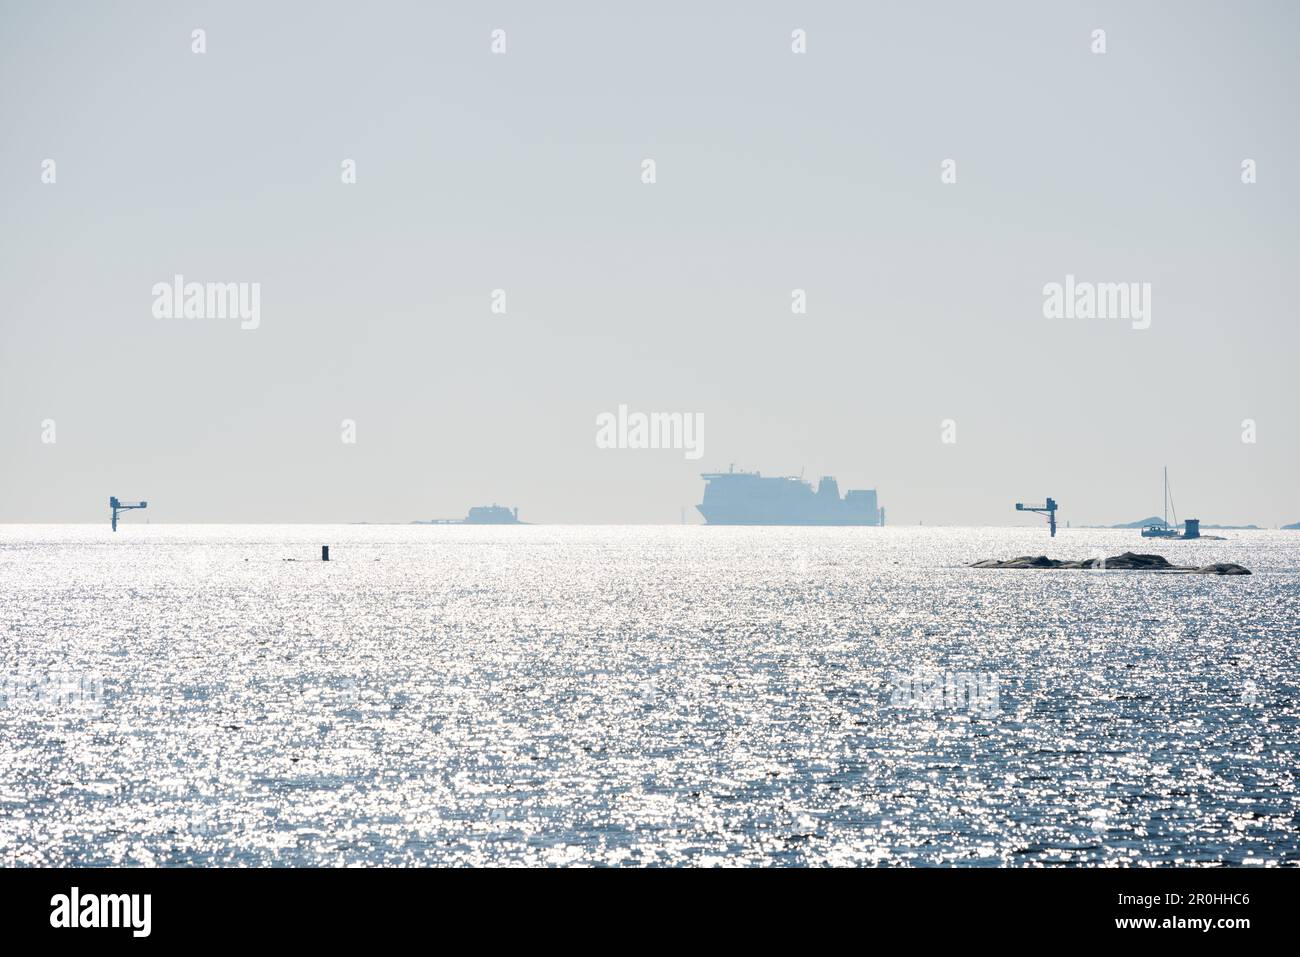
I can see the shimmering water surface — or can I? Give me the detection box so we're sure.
[1,524,1297,866]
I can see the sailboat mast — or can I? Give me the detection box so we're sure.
[1163,466,1168,527]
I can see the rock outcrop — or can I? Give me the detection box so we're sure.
[1190,562,1253,575]
[970,551,1250,575]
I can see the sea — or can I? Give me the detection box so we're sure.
[1,524,1296,867]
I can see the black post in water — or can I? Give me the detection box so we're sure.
[322,545,330,561]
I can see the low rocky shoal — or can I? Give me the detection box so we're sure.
[970,551,1250,575]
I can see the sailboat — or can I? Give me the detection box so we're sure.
[1141,467,1181,539]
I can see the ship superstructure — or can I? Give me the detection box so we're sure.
[414,504,523,525]
[697,467,882,525]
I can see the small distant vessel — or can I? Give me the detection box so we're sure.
[697,465,882,526]
[1141,468,1182,539]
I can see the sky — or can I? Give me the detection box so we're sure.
[1,0,1297,525]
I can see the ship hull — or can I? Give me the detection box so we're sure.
[696,505,878,526]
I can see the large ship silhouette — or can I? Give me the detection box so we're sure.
[413,504,524,525]
[697,466,883,526]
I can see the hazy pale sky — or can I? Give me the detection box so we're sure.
[2,1,1297,525]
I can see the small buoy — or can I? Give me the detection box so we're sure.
[322,545,330,561]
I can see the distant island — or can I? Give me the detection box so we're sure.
[1096,517,1259,531]
[1108,516,1169,529]
[1284,521,1300,530]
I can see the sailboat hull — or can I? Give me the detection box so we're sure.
[1140,528,1179,538]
